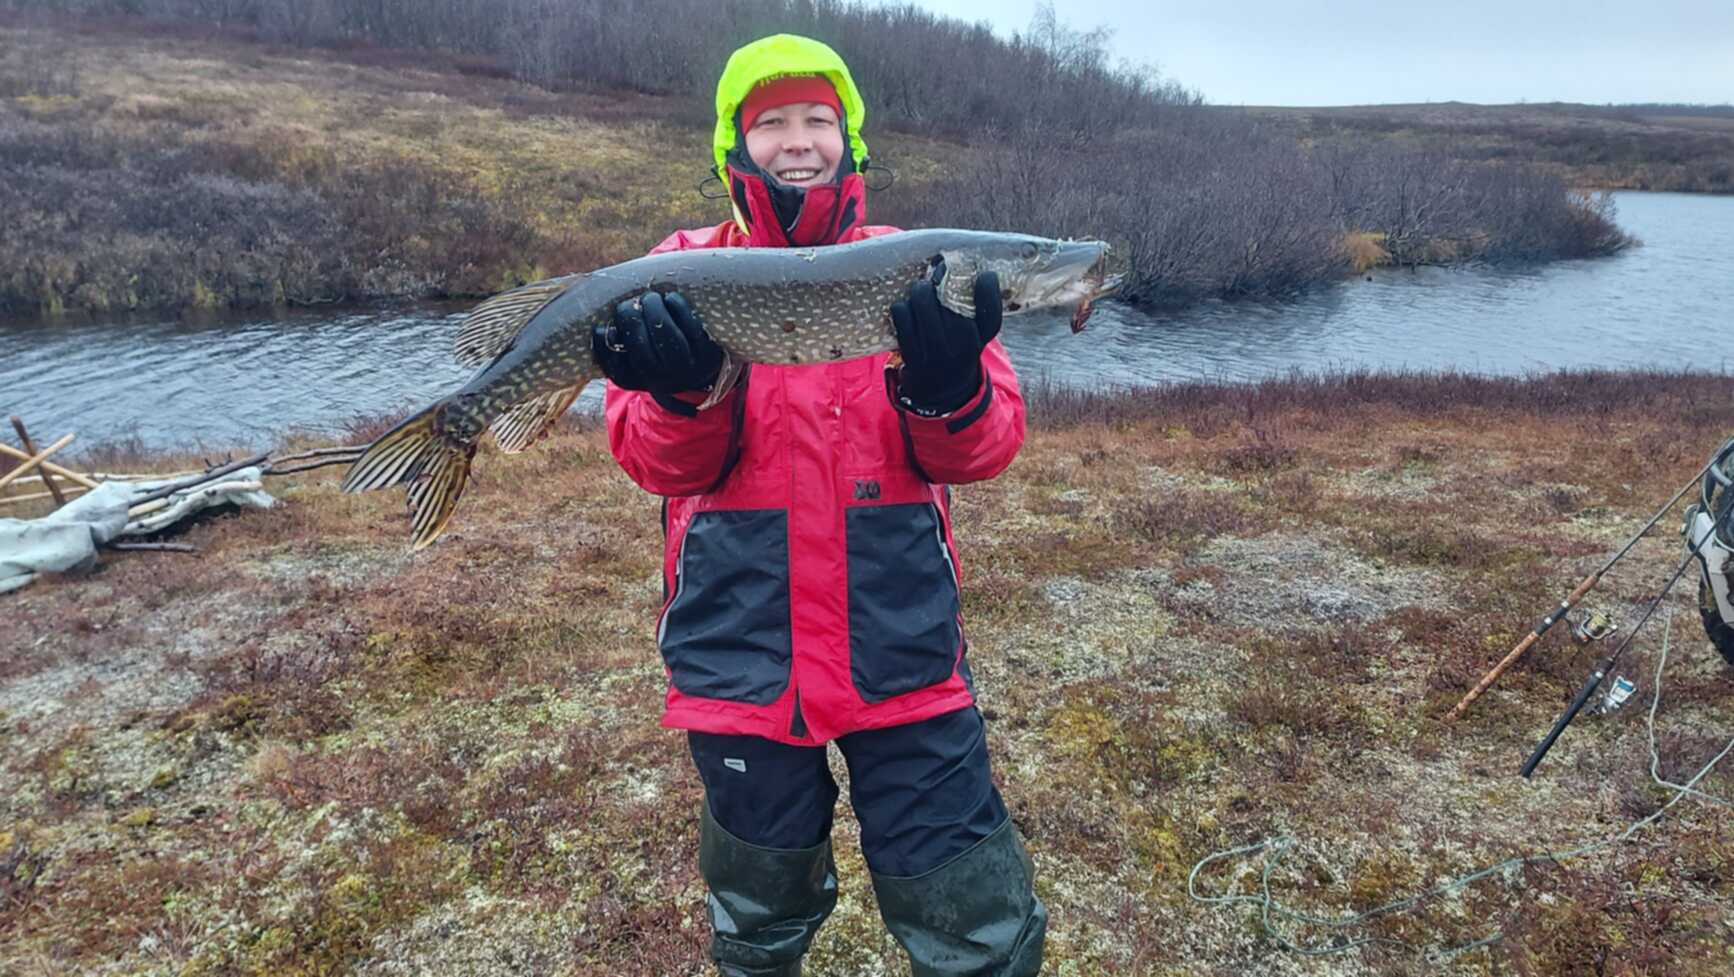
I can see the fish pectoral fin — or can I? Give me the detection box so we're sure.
[490,385,581,453]
[453,277,575,368]
[697,353,745,411]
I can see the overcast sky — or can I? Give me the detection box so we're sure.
[911,0,1734,106]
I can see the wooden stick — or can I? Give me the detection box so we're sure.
[131,453,270,506]
[265,455,365,476]
[0,441,100,489]
[125,480,264,519]
[0,434,74,492]
[12,471,206,485]
[0,485,92,508]
[107,542,197,553]
[6,474,79,488]
[270,444,368,463]
[90,470,202,481]
[127,497,172,519]
[10,417,65,507]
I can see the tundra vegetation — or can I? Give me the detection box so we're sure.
[1,2,1635,316]
[4,371,1734,975]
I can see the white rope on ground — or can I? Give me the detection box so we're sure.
[1647,623,1734,811]
[1188,613,1734,961]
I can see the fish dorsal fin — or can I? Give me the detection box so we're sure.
[454,278,573,368]
[490,386,582,453]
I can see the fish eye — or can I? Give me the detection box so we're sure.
[1020,243,1038,260]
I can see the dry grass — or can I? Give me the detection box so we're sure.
[0,19,712,312]
[1344,232,1391,273]
[4,371,1733,975]
[0,17,961,316]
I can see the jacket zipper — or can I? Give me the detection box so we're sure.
[788,685,808,739]
[931,503,961,590]
[932,503,966,666]
[656,528,692,647]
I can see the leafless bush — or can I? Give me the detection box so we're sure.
[885,111,1630,305]
[0,100,537,312]
[881,115,1351,305]
[253,0,343,45]
[5,0,1202,133]
[1216,427,1298,474]
[0,31,80,96]
[1304,140,1629,268]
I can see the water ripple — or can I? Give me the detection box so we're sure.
[2,192,1729,450]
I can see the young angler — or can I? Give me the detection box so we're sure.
[594,34,1046,976]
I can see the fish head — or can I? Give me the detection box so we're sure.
[937,235,1123,333]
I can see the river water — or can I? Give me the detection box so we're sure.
[3,192,1731,450]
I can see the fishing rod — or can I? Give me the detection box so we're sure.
[1448,452,1722,721]
[1521,550,1698,777]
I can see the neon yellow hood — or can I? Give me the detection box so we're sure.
[712,34,869,180]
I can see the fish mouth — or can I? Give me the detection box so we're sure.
[1072,251,1123,333]
[1035,241,1120,333]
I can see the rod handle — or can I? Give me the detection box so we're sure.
[1521,668,1605,778]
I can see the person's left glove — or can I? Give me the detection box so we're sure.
[592,291,724,396]
[890,270,1002,416]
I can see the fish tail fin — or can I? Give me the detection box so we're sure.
[403,445,474,550]
[341,402,477,550]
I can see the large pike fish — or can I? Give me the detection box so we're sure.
[342,229,1120,548]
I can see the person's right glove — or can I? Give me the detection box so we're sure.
[592,291,724,397]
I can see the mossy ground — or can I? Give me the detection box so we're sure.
[4,372,1733,975]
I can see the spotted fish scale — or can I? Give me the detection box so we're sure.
[341,228,1118,549]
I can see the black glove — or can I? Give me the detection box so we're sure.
[890,270,1002,416]
[592,291,723,396]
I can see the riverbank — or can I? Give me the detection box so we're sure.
[4,370,1732,975]
[1,16,1629,317]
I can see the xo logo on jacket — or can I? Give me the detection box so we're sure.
[853,480,882,501]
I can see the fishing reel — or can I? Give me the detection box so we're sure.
[1569,608,1617,644]
[1683,436,1734,667]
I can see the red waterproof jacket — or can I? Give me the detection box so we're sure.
[605,220,1026,745]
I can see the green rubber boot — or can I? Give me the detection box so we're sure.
[699,803,838,977]
[869,819,1047,976]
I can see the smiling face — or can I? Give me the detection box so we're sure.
[744,101,845,188]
